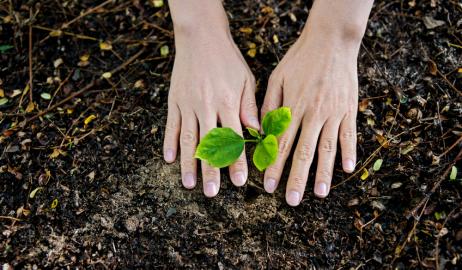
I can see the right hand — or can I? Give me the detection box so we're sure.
[163,24,259,197]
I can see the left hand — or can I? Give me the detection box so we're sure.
[261,23,364,206]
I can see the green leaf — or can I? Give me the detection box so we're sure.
[253,134,278,171]
[373,159,383,171]
[29,187,43,199]
[247,127,260,138]
[40,92,51,100]
[449,166,457,181]
[0,44,14,53]
[195,127,245,168]
[160,45,169,57]
[0,98,8,106]
[262,107,291,137]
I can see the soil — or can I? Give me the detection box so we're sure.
[1,0,462,269]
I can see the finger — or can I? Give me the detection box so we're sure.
[179,111,198,189]
[314,118,341,198]
[261,74,283,120]
[240,76,260,129]
[263,114,302,194]
[285,119,323,206]
[163,102,180,163]
[200,115,220,197]
[220,112,248,187]
[339,110,357,173]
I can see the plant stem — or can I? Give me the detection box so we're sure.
[244,139,259,143]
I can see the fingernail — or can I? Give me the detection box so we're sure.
[183,173,195,189]
[233,171,246,187]
[204,181,218,197]
[286,190,300,206]
[315,182,328,198]
[249,116,260,129]
[264,178,277,193]
[344,159,355,173]
[164,148,174,162]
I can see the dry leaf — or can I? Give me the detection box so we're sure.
[239,27,253,34]
[84,114,97,126]
[360,168,369,180]
[423,16,445,29]
[99,41,112,51]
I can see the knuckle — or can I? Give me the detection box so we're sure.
[296,143,314,162]
[203,168,219,179]
[181,158,195,170]
[180,130,197,145]
[279,136,291,155]
[317,169,332,180]
[244,98,258,111]
[291,176,306,189]
[232,159,247,169]
[222,95,238,111]
[266,165,281,178]
[341,129,356,143]
[320,137,336,153]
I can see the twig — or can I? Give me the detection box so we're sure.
[48,69,74,109]
[28,9,33,104]
[438,134,462,158]
[407,148,462,219]
[429,59,462,96]
[435,206,459,270]
[0,216,22,222]
[61,0,113,29]
[33,25,98,41]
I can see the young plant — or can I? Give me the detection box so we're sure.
[195,107,291,171]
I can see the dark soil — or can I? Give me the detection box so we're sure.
[1,0,462,269]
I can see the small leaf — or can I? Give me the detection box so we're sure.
[152,0,164,7]
[247,48,257,58]
[99,41,112,51]
[0,44,14,53]
[449,166,457,181]
[373,159,383,171]
[102,72,112,79]
[0,97,8,105]
[253,134,278,171]
[84,114,97,126]
[360,168,369,181]
[195,127,245,168]
[25,101,35,113]
[160,45,169,57]
[247,127,260,138]
[29,187,43,199]
[49,30,62,37]
[239,27,253,34]
[50,198,59,209]
[40,93,51,100]
[262,107,292,137]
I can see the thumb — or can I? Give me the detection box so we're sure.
[240,77,260,130]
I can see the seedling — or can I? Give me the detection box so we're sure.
[195,107,291,171]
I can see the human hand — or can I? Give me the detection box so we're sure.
[261,2,371,205]
[163,9,258,197]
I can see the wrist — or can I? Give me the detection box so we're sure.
[301,0,373,46]
[169,0,230,41]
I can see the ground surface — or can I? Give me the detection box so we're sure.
[1,0,462,269]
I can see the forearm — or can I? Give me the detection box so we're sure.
[302,0,374,45]
[168,0,230,40]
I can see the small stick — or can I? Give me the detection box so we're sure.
[0,216,22,222]
[28,9,33,104]
[61,0,113,29]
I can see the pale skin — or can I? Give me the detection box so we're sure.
[163,0,374,206]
